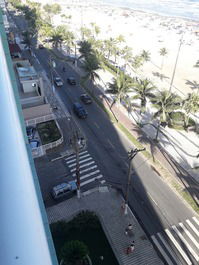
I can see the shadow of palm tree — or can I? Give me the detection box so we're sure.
[131,125,157,162]
[185,79,199,92]
[158,147,199,208]
[152,71,169,81]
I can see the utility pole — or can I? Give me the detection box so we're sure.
[74,130,81,199]
[68,117,85,199]
[169,34,184,92]
[49,55,56,94]
[124,148,145,215]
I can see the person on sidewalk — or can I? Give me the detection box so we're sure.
[125,223,133,235]
[126,241,135,255]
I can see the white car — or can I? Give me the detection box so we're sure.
[54,77,63,87]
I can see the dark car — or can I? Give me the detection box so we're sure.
[26,126,35,140]
[67,77,76,85]
[73,102,88,119]
[80,94,92,104]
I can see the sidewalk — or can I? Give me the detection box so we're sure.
[46,187,163,265]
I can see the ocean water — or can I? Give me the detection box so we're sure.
[100,0,199,21]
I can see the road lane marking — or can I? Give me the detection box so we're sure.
[71,161,95,172]
[81,175,103,186]
[68,157,92,168]
[72,165,98,176]
[65,151,88,160]
[186,219,199,237]
[108,139,115,148]
[165,228,192,265]
[172,225,199,262]
[151,235,175,265]
[66,154,90,164]
[80,170,100,180]
[179,223,199,250]
[193,217,199,226]
[94,122,99,128]
[147,192,158,206]
[157,232,180,265]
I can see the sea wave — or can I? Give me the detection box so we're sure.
[101,0,199,21]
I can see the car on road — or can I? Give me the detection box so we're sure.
[54,77,63,87]
[26,126,35,140]
[73,102,88,119]
[80,94,92,104]
[67,77,76,85]
[51,180,77,200]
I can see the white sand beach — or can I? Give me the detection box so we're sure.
[54,0,199,98]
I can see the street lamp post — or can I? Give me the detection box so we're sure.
[169,34,184,92]
[124,148,145,215]
[68,117,83,199]
[74,130,81,199]
[49,55,56,94]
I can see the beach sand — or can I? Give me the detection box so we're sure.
[55,0,199,98]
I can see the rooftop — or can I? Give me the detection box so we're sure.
[16,66,38,81]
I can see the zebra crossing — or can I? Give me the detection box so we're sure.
[65,150,106,189]
[151,216,199,265]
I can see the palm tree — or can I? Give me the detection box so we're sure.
[151,90,181,139]
[80,26,92,41]
[39,22,53,41]
[116,34,125,46]
[122,45,133,70]
[131,55,144,73]
[49,29,63,48]
[43,3,61,24]
[140,50,151,63]
[159,47,168,69]
[107,72,133,107]
[104,37,117,59]
[78,40,93,60]
[132,78,155,112]
[182,93,199,128]
[90,22,100,39]
[63,31,75,54]
[81,54,101,85]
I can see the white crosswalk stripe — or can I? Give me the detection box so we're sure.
[151,217,199,265]
[65,151,105,189]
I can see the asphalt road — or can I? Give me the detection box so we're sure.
[34,47,195,229]
[9,10,199,265]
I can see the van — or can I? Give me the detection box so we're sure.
[51,181,77,200]
[73,102,88,119]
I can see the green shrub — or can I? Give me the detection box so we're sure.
[169,111,195,129]
[61,240,89,265]
[36,120,61,144]
[70,211,100,231]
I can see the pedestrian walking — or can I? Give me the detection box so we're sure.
[125,223,133,235]
[126,241,135,255]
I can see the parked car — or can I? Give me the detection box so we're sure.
[73,102,88,119]
[67,77,76,85]
[80,94,92,104]
[26,126,35,140]
[51,181,77,200]
[54,77,63,87]
[29,139,40,149]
